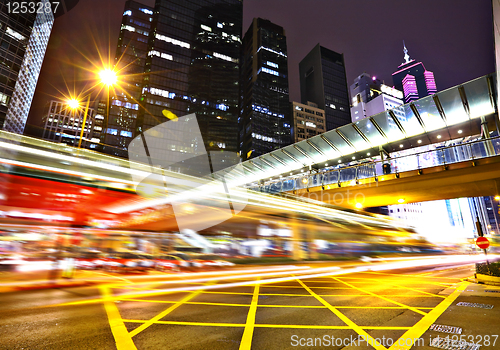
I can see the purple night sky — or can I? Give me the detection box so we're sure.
[26,0,494,133]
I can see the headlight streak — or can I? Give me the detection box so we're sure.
[51,255,494,307]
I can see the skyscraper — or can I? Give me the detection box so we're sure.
[133,0,243,162]
[0,0,54,134]
[299,44,350,131]
[392,43,437,103]
[239,18,291,160]
[101,0,153,157]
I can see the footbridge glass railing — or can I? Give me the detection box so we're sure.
[249,136,500,193]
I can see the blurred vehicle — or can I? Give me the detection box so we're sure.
[189,254,235,268]
[74,250,105,270]
[136,253,156,269]
[155,252,192,271]
[261,246,287,257]
[0,253,23,271]
[102,252,151,273]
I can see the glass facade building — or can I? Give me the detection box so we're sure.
[132,0,242,163]
[0,0,54,134]
[299,44,350,131]
[239,18,291,161]
[101,0,153,157]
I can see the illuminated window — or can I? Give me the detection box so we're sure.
[213,52,237,63]
[201,24,212,32]
[121,25,135,32]
[262,67,279,76]
[155,34,190,49]
[5,27,26,41]
[140,8,153,15]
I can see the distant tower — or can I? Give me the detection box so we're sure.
[299,44,351,131]
[392,42,436,103]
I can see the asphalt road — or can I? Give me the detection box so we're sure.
[0,256,499,350]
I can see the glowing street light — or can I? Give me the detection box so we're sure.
[99,68,118,86]
[72,68,119,148]
[67,98,80,109]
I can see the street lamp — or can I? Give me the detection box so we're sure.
[69,69,118,148]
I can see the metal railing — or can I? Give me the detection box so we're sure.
[250,136,500,193]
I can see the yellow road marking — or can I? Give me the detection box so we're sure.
[387,282,446,298]
[364,271,459,280]
[257,324,410,330]
[388,281,469,350]
[239,282,260,350]
[122,319,412,330]
[100,286,137,350]
[261,285,353,289]
[296,279,388,350]
[337,276,454,287]
[125,299,250,307]
[129,281,215,338]
[332,278,428,316]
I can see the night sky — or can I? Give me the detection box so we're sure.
[26,0,495,135]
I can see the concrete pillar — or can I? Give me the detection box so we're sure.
[290,215,305,261]
[307,221,319,260]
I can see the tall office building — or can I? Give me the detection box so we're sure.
[239,18,291,160]
[41,100,95,148]
[0,0,54,134]
[392,43,437,103]
[101,0,153,157]
[292,101,325,142]
[299,44,350,131]
[130,0,242,163]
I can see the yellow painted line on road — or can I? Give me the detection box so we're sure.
[239,281,260,350]
[365,271,459,280]
[129,281,216,338]
[296,279,388,350]
[388,281,470,350]
[388,283,446,298]
[261,285,353,289]
[125,298,250,307]
[334,306,434,310]
[124,319,245,327]
[337,276,454,287]
[100,286,137,350]
[122,319,411,331]
[257,324,411,330]
[332,278,428,316]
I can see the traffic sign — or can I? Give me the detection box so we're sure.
[476,236,490,249]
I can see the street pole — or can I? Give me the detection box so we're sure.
[78,95,91,148]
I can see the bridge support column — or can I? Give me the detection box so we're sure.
[306,221,319,260]
[290,215,305,261]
